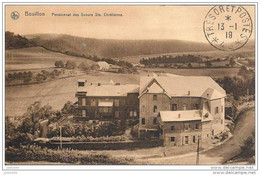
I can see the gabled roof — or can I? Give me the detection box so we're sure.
[78,84,139,97]
[159,110,201,122]
[201,88,226,100]
[140,75,226,100]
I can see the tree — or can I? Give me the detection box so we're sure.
[205,61,213,67]
[79,62,90,71]
[240,132,255,158]
[91,64,100,71]
[55,60,64,68]
[21,101,55,135]
[65,61,77,69]
[62,123,76,137]
[229,58,236,67]
[36,73,46,82]
[61,101,79,115]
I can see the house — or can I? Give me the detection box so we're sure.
[75,74,226,146]
[138,75,226,146]
[97,61,110,71]
[75,81,139,124]
[108,64,121,73]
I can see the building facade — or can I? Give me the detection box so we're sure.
[75,74,226,146]
[138,75,226,146]
[75,80,139,124]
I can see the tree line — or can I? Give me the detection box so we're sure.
[140,54,202,65]
[5,31,36,49]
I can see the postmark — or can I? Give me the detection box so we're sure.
[203,5,252,51]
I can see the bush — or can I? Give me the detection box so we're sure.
[240,132,255,158]
[65,61,77,69]
[5,145,132,164]
[55,60,64,68]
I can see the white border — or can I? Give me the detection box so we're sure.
[0,0,258,173]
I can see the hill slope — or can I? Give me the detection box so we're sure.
[27,34,217,58]
[5,46,95,71]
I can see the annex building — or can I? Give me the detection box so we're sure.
[75,74,226,146]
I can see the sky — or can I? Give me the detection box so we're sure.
[5,5,255,42]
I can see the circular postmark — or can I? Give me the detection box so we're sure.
[11,11,20,20]
[203,5,252,51]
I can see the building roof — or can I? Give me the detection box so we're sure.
[140,75,226,100]
[78,84,139,97]
[97,61,109,68]
[201,88,226,100]
[159,110,202,122]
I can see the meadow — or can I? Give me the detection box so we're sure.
[5,72,139,117]
[5,46,95,71]
[5,46,243,117]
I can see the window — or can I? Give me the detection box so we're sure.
[78,82,84,87]
[185,136,189,144]
[141,118,145,125]
[82,109,86,117]
[184,124,189,131]
[103,107,108,113]
[133,111,137,117]
[115,111,119,118]
[171,104,177,111]
[193,104,199,110]
[153,105,157,113]
[90,99,96,106]
[221,106,224,113]
[221,119,223,124]
[183,103,187,110]
[153,118,157,125]
[153,94,157,101]
[195,123,199,130]
[193,136,196,143]
[171,137,175,142]
[115,99,120,107]
[215,106,219,114]
[82,98,86,106]
[171,126,175,131]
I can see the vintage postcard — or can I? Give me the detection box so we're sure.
[2,2,257,172]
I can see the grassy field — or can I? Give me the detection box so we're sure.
[5,47,95,71]
[5,72,139,117]
[142,67,240,78]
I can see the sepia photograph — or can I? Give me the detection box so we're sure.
[3,3,257,170]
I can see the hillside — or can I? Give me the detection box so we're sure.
[5,46,95,71]
[27,33,217,58]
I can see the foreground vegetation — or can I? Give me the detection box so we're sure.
[6,145,133,164]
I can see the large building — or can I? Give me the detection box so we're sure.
[138,75,226,146]
[75,74,226,146]
[75,80,139,124]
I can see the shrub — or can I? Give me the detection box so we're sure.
[240,132,255,158]
[5,145,132,164]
